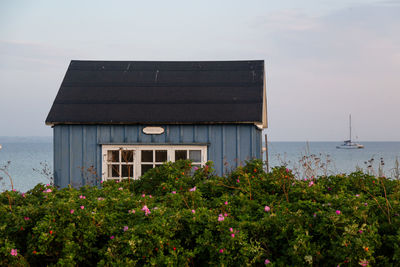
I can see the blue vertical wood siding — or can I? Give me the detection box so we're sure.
[53,124,262,187]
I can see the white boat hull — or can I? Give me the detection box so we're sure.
[336,140,364,149]
[336,145,364,149]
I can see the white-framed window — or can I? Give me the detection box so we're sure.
[101,145,207,181]
[104,148,135,180]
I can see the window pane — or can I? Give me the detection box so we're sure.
[122,164,134,177]
[175,150,187,161]
[108,164,120,177]
[155,150,167,162]
[108,150,119,162]
[141,164,153,175]
[189,150,201,162]
[141,150,153,162]
[121,150,134,162]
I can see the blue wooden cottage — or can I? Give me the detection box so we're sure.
[46,60,267,187]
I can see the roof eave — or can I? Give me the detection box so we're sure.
[261,63,268,129]
[47,121,263,126]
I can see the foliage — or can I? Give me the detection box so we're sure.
[1,159,400,266]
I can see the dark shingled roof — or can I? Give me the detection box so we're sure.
[46,60,266,126]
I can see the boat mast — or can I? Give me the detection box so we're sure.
[349,114,352,142]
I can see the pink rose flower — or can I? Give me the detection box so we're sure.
[224,201,228,205]
[123,226,129,232]
[231,233,235,238]
[189,186,196,192]
[70,209,74,214]
[191,209,196,214]
[11,249,17,256]
[265,259,271,264]
[218,214,225,222]
[265,206,271,212]
[142,205,151,216]
[172,191,176,194]
[336,210,341,215]
[219,249,224,253]
[80,206,84,210]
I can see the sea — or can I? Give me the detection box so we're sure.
[0,136,399,192]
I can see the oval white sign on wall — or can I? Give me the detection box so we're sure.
[143,127,165,135]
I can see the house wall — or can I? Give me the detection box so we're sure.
[53,124,262,188]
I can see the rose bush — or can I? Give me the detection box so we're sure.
[1,159,400,266]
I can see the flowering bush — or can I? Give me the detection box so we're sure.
[1,160,400,266]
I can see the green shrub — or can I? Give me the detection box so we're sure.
[1,160,400,266]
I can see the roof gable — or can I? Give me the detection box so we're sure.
[46,60,266,127]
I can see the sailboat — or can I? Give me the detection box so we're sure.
[336,115,364,149]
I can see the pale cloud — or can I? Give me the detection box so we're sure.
[393,52,400,65]
[0,40,77,71]
[378,0,400,5]
[254,9,320,32]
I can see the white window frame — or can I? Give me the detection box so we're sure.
[101,145,207,181]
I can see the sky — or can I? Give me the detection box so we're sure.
[0,0,399,141]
